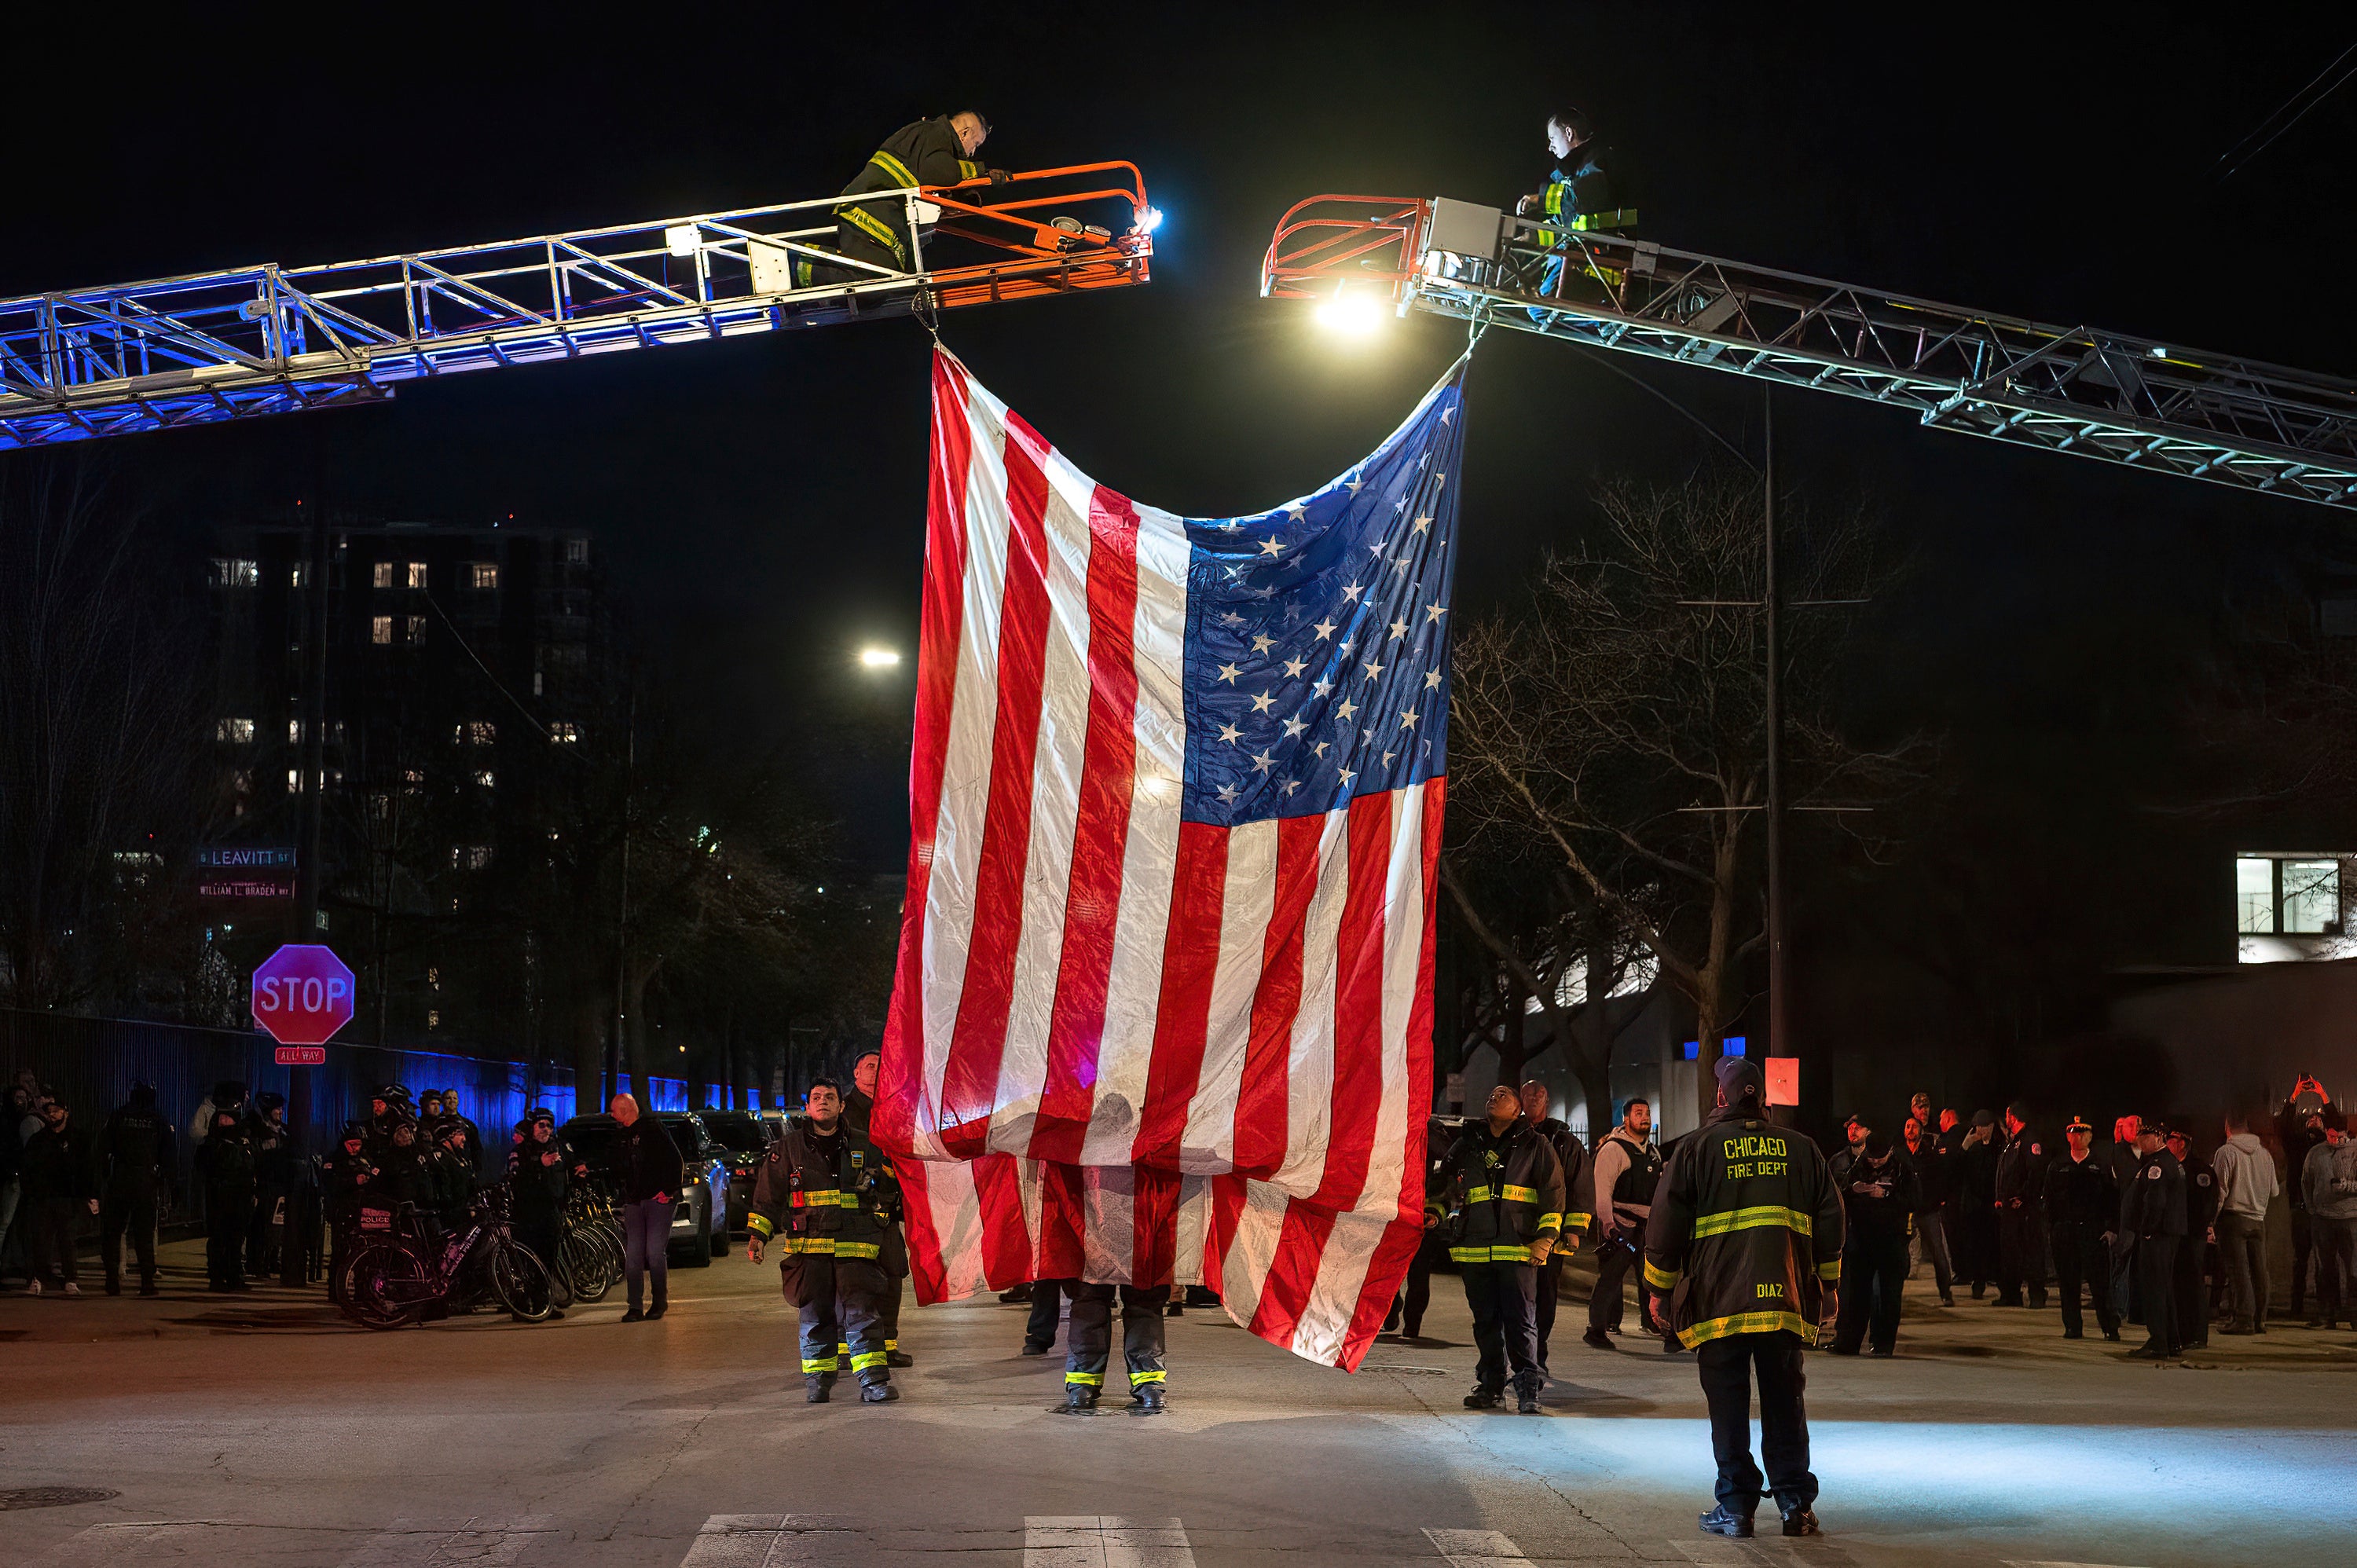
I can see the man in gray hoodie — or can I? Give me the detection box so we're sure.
[2301,1117,2355,1330]
[2212,1110,2280,1335]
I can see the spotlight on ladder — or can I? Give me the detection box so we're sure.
[1313,287,1386,338]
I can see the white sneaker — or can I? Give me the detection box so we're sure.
[61,1282,80,1296]
[25,1279,42,1295]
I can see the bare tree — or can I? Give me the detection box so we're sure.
[1451,474,1912,1110]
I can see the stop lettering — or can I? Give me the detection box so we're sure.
[251,943,357,1048]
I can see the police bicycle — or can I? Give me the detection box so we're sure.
[338,1187,559,1330]
[554,1175,625,1303]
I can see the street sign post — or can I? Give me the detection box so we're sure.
[251,943,356,1050]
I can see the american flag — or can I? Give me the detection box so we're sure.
[873,349,1463,1370]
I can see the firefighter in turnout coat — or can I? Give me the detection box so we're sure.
[805,112,1006,285]
[1644,1057,1844,1541]
[746,1078,902,1405]
[1429,1083,1567,1413]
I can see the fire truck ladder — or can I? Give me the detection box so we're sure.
[1263,196,2357,511]
[0,163,1155,450]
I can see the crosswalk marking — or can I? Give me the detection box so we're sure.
[1424,1529,1533,1568]
[340,1516,556,1568]
[50,1524,217,1563]
[679,1515,852,1567]
[1025,1516,1194,1568]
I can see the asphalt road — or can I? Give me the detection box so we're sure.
[3,1241,2351,1568]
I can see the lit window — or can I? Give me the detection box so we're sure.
[452,844,492,871]
[406,562,429,588]
[2237,858,2275,935]
[456,720,497,746]
[475,770,495,789]
[217,717,255,744]
[372,614,394,645]
[549,721,579,743]
[2283,859,2341,934]
[290,564,313,589]
[470,562,500,590]
[405,615,427,645]
[287,768,302,793]
[208,558,259,588]
[427,1009,441,1030]
[564,538,589,566]
[427,966,441,990]
[230,768,254,794]
[372,561,397,588]
[288,719,302,745]
[401,768,425,793]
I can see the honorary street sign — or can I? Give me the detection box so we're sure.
[251,943,356,1048]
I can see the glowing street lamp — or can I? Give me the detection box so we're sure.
[859,647,902,669]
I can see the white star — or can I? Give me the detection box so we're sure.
[1217,521,1242,533]
[1252,633,1277,654]
[1424,669,1442,691]
[1312,741,1330,758]
[1345,478,1364,495]
[1311,618,1336,640]
[1216,782,1240,803]
[1338,768,1356,786]
[1250,690,1276,713]
[1389,619,1408,640]
[1362,659,1385,680]
[1338,639,1353,654]
[1220,610,1244,627]
[1434,472,1446,489]
[1285,503,1307,522]
[1395,497,1408,512]
[1217,723,1243,745]
[1369,540,1387,555]
[1283,656,1307,679]
[1425,603,1448,623]
[1281,716,1307,738]
[1382,749,1396,765]
[1419,452,1429,469]
[1391,558,1411,576]
[1342,581,1363,601]
[1363,727,1376,743]
[1216,662,1241,683]
[1400,709,1420,729]
[1442,405,1454,424]
[1224,565,1247,582]
[1281,779,1301,796]
[1251,749,1277,774]
[1336,698,1358,721]
[1412,515,1433,534]
[1311,678,1334,698]
[1259,537,1285,558]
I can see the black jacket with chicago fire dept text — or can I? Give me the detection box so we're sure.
[747,1117,901,1261]
[1427,1119,1566,1265]
[1643,1106,1844,1349]
[837,118,987,266]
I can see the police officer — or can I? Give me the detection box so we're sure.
[2121,1117,2187,1359]
[92,1082,174,1297]
[1992,1102,2050,1309]
[244,1091,295,1277]
[807,112,1007,285]
[1429,1082,1567,1414]
[745,1078,900,1405]
[1829,1132,1915,1357]
[1519,1079,1591,1376]
[2044,1113,2122,1342]
[507,1111,572,1315]
[364,1084,413,1156]
[1585,1097,1665,1350]
[428,1120,481,1230]
[1644,1057,1844,1541]
[320,1121,373,1305]
[196,1107,258,1292]
[2168,1123,2219,1350]
[842,1050,914,1368]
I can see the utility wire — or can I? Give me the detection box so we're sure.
[421,590,552,742]
[2213,42,2357,181]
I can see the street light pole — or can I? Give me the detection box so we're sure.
[1763,388,1788,1083]
[292,485,332,1156]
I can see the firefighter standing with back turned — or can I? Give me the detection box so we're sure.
[746,1078,901,1405]
[1644,1057,1843,1540]
[805,112,1009,286]
[1429,1082,1567,1414]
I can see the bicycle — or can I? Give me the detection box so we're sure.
[555,1178,625,1303]
[337,1188,559,1331]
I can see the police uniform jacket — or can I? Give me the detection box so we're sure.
[838,118,988,266]
[2120,1149,2187,1240]
[2183,1156,2221,1234]
[93,1100,176,1192]
[508,1131,570,1222]
[1428,1120,1567,1265]
[1839,1152,1918,1243]
[1643,1105,1844,1349]
[2044,1151,2120,1229]
[1994,1128,2050,1210]
[747,1118,900,1261]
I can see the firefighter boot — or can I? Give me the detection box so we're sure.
[805,1373,836,1405]
[1063,1384,1100,1414]
[860,1378,900,1404]
[1131,1383,1167,1415]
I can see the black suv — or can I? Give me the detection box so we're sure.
[697,1108,778,1235]
[559,1111,732,1266]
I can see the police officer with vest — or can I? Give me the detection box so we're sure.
[2121,1116,2187,1359]
[805,112,1009,287]
[1992,1102,2050,1309]
[93,1082,174,1296]
[1585,1097,1666,1350]
[1644,1057,1844,1541]
[746,1078,901,1405]
[2044,1113,2122,1342]
[1429,1083,1567,1414]
[2168,1123,2219,1350]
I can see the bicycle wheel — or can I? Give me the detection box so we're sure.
[490,1237,557,1321]
[562,1229,614,1302]
[339,1240,435,1330]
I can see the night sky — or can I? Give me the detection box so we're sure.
[13,5,2355,1099]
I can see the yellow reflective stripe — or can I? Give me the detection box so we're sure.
[1544,184,1566,216]
[1644,1260,1681,1291]
[785,1236,834,1255]
[791,1189,844,1207]
[885,1338,899,1350]
[957,159,982,180]
[833,1241,882,1259]
[1129,1368,1167,1385]
[1677,1310,1812,1350]
[867,150,918,188]
[1464,1185,1497,1202]
[1692,1205,1814,1240]
[801,1356,838,1372]
[841,204,906,257]
[1567,207,1639,232]
[1537,1213,1563,1231]
[1065,1372,1104,1386]
[1448,1244,1533,1264]
[1501,1185,1540,1204]
[850,1350,888,1371]
[1563,1212,1594,1229]
[1816,1258,1842,1280]
[747,1214,775,1238]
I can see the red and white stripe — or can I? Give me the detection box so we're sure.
[877,351,1442,1372]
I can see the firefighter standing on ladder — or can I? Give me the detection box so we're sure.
[1516,108,1634,313]
[807,111,1009,285]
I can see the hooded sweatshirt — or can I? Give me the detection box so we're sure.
[2304,1138,2357,1222]
[2212,1131,2279,1222]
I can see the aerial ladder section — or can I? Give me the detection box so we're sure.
[1263,196,2357,512]
[0,163,1153,450]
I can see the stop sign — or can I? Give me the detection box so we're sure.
[251,943,357,1047]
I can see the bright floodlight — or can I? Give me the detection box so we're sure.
[860,647,902,668]
[1135,205,1164,234]
[1314,292,1385,337]
[664,224,700,258]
